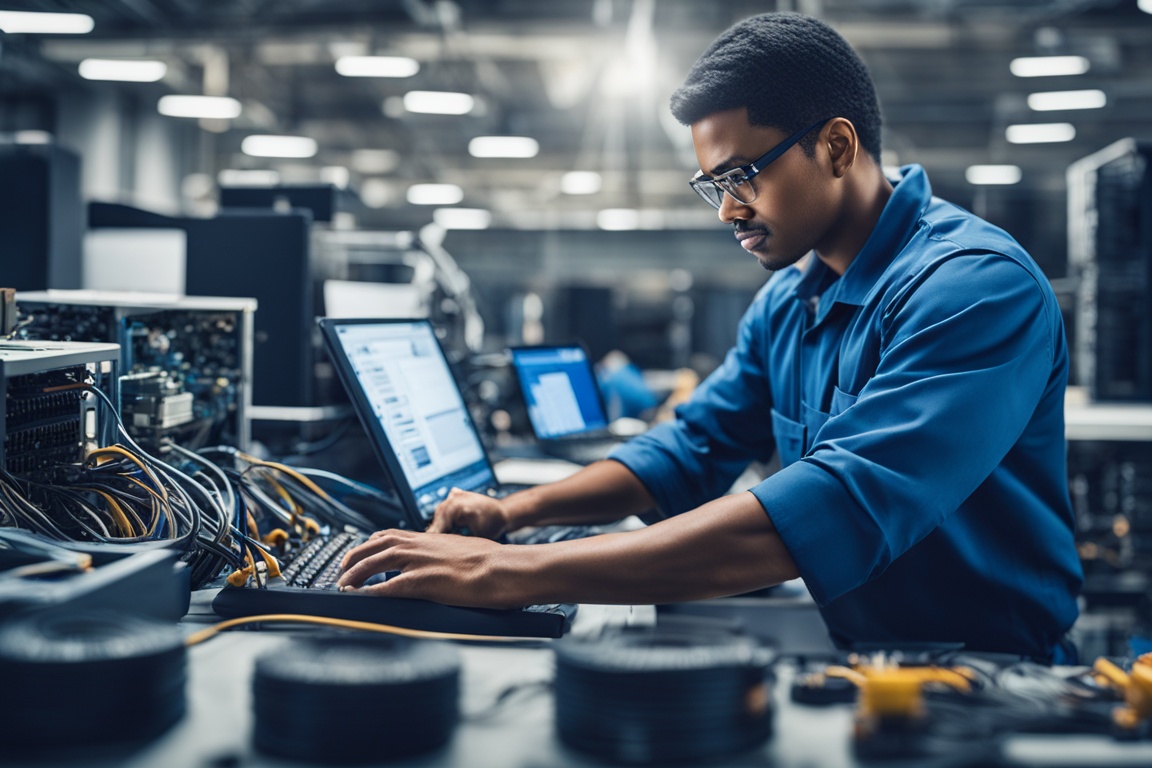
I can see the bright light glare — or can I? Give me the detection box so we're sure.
[1140,0,1152,14]
[1009,55,1089,78]
[0,11,93,34]
[218,169,281,187]
[407,183,464,205]
[335,56,419,78]
[597,209,641,231]
[561,171,602,195]
[402,91,474,115]
[79,59,167,82]
[158,95,242,119]
[965,165,1022,185]
[241,135,318,158]
[468,136,539,158]
[433,208,491,229]
[1005,123,1076,144]
[1027,89,1106,111]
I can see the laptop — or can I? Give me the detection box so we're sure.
[319,317,523,530]
[508,344,626,464]
[212,318,583,637]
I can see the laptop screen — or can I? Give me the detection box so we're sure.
[509,345,610,439]
[321,318,497,524]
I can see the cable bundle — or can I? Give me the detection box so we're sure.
[252,635,460,764]
[0,610,186,753]
[554,625,775,764]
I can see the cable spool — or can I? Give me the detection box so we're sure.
[252,635,461,764]
[554,624,775,765]
[0,609,186,753]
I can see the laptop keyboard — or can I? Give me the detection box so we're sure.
[212,531,579,638]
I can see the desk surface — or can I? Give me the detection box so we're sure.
[8,593,1152,768]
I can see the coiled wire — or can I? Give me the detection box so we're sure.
[253,635,460,764]
[0,610,186,752]
[554,624,775,764]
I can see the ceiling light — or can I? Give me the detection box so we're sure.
[468,136,539,158]
[597,208,641,231]
[218,169,281,187]
[433,208,491,230]
[158,95,242,119]
[79,59,167,82]
[561,171,602,195]
[407,183,463,205]
[965,165,1022,185]
[335,55,419,78]
[351,149,398,174]
[12,130,52,144]
[1005,123,1076,144]
[1140,0,1152,13]
[241,135,318,158]
[0,10,93,34]
[402,91,475,115]
[1009,55,1089,78]
[1027,89,1106,111]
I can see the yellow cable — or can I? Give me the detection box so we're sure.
[89,489,136,536]
[184,613,526,647]
[237,452,336,503]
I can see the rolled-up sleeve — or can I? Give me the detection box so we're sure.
[756,252,1056,606]
[609,293,779,517]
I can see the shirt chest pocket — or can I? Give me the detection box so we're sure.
[771,387,859,467]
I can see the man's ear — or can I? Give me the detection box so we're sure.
[825,118,858,178]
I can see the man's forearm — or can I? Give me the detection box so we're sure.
[502,459,657,529]
[504,491,799,606]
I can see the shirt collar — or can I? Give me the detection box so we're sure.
[793,164,932,319]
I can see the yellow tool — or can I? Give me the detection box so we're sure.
[1093,654,1152,732]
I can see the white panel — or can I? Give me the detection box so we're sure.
[83,228,187,294]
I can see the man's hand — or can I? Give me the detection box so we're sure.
[337,528,528,608]
[426,487,512,538]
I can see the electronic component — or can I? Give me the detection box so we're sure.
[15,290,255,451]
[0,340,118,477]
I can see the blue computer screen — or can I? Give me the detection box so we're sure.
[510,346,609,439]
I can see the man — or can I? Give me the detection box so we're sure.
[340,13,1082,661]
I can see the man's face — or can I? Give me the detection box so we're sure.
[691,106,839,272]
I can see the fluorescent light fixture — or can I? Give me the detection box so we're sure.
[13,130,52,144]
[351,149,398,174]
[965,165,1022,185]
[218,169,281,187]
[158,95,242,119]
[0,10,93,34]
[597,208,641,231]
[241,135,318,158]
[79,59,167,82]
[402,91,474,115]
[433,208,491,229]
[1027,89,1106,111]
[1009,55,1089,78]
[335,55,419,78]
[359,179,393,209]
[407,183,464,205]
[561,171,602,195]
[468,136,539,158]
[1005,122,1076,144]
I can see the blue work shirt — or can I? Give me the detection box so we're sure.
[611,164,1082,661]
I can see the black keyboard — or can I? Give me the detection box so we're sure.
[212,531,578,638]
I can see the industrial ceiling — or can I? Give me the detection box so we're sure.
[1,0,1151,232]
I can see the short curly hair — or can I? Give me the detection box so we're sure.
[670,13,883,162]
